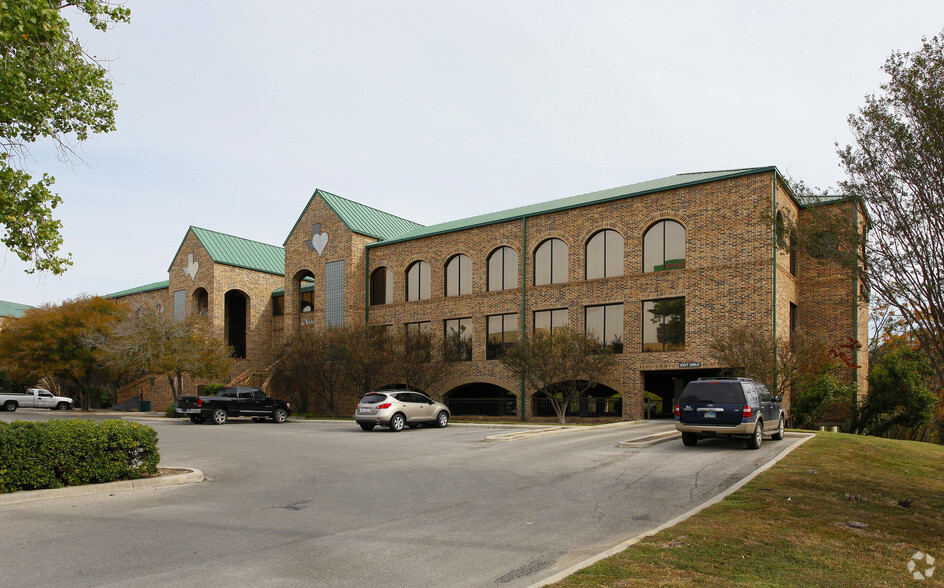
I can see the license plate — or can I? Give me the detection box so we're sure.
[705,412,716,419]
[358,408,371,414]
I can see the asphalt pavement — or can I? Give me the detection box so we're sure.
[0,411,809,587]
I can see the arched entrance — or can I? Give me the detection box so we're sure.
[224,290,249,358]
[192,287,208,315]
[446,383,517,416]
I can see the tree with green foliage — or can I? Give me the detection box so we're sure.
[94,301,234,402]
[811,29,944,388]
[0,295,123,409]
[855,336,938,439]
[501,327,617,424]
[1,0,130,274]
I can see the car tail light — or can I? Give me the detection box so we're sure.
[674,404,680,417]
[196,398,203,407]
[377,403,392,409]
[742,405,752,418]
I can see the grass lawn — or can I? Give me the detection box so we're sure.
[552,432,944,587]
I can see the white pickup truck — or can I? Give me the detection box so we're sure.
[0,388,73,412]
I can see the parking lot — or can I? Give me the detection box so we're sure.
[1,412,802,587]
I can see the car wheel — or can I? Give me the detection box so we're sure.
[211,408,228,425]
[3,401,17,412]
[389,413,406,432]
[359,423,375,431]
[436,411,449,428]
[272,408,288,424]
[56,402,70,410]
[681,432,699,446]
[746,421,763,449]
[771,415,785,441]
[189,415,206,424]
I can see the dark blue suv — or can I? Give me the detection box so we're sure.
[674,377,785,449]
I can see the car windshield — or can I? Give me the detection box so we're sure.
[360,394,389,404]
[679,382,744,404]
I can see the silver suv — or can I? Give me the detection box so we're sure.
[355,390,451,432]
[674,377,785,449]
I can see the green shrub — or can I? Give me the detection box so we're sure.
[204,384,225,395]
[0,419,160,493]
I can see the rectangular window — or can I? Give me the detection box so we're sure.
[173,289,185,321]
[585,304,623,353]
[642,298,686,352]
[789,234,798,276]
[486,313,518,359]
[370,324,393,338]
[272,296,284,317]
[534,308,569,333]
[405,321,431,362]
[789,302,798,348]
[444,317,473,361]
[405,321,430,336]
[325,260,344,327]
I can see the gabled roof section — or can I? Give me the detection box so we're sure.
[369,167,778,247]
[0,299,33,318]
[104,280,170,300]
[169,227,285,276]
[284,189,423,245]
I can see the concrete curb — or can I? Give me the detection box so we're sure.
[617,430,681,448]
[531,431,816,587]
[485,419,652,442]
[0,467,204,507]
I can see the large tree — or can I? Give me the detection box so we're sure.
[271,326,360,417]
[834,30,944,386]
[1,0,130,274]
[0,295,122,408]
[94,301,234,402]
[856,334,938,440]
[501,327,617,424]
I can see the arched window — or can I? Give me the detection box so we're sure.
[534,238,568,286]
[487,247,518,292]
[370,267,393,306]
[643,220,686,273]
[445,254,472,297]
[405,261,431,301]
[585,229,624,280]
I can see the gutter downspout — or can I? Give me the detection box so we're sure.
[520,216,528,422]
[772,174,779,381]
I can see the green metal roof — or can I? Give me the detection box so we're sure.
[284,189,423,246]
[170,227,285,276]
[0,299,33,318]
[104,280,170,300]
[270,279,315,298]
[369,168,778,247]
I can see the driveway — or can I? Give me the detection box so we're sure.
[0,414,802,587]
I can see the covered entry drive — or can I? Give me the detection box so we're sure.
[642,368,724,418]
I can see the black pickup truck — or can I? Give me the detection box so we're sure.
[176,386,292,425]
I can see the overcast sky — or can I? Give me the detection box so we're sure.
[3,1,943,306]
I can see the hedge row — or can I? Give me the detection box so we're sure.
[0,419,160,493]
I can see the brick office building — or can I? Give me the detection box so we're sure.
[110,166,867,422]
